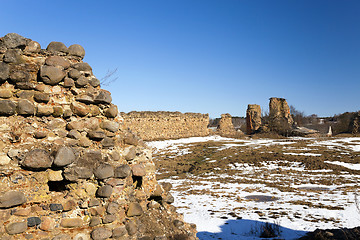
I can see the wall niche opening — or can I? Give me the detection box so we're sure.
[132,176,143,189]
[48,180,69,192]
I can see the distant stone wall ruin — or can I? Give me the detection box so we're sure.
[246,104,261,134]
[216,113,243,137]
[122,111,210,141]
[268,97,294,134]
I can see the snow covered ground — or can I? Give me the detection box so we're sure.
[148,136,360,240]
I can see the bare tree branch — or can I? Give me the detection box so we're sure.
[100,68,119,86]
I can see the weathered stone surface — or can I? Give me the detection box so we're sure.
[101,120,120,132]
[71,102,89,116]
[45,56,71,69]
[16,81,36,90]
[69,69,81,81]
[89,217,101,227]
[94,164,114,179]
[269,97,294,134]
[164,193,175,204]
[10,70,30,83]
[75,76,88,87]
[88,130,106,140]
[106,202,119,214]
[216,113,239,137]
[47,41,68,53]
[91,227,112,240]
[94,90,112,104]
[103,214,116,224]
[0,191,26,208]
[53,234,72,240]
[89,77,100,87]
[49,203,63,211]
[60,218,83,228]
[54,146,76,167]
[89,206,106,216]
[3,33,27,49]
[127,202,143,217]
[246,104,262,134]
[36,104,54,116]
[0,100,16,115]
[62,200,76,212]
[0,89,13,98]
[124,132,142,146]
[68,129,81,139]
[122,111,209,141]
[24,41,41,53]
[4,49,23,63]
[96,185,113,198]
[27,217,41,227]
[21,149,52,169]
[0,62,9,80]
[132,164,146,177]
[101,137,115,148]
[17,90,34,99]
[68,44,85,58]
[48,117,66,129]
[74,233,90,240]
[125,220,137,235]
[67,120,85,130]
[105,105,118,118]
[79,136,92,147]
[17,99,35,115]
[13,207,31,216]
[76,94,94,104]
[40,216,55,231]
[112,226,127,238]
[74,62,92,72]
[0,153,11,165]
[125,147,136,161]
[89,198,101,207]
[40,65,65,85]
[63,167,93,181]
[63,77,75,88]
[53,106,63,117]
[114,165,131,179]
[5,221,27,235]
[47,169,63,181]
[161,182,172,192]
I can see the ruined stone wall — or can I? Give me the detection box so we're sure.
[246,104,261,134]
[0,33,197,240]
[122,111,209,141]
[216,113,243,138]
[268,97,294,134]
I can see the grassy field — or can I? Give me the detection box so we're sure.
[148,136,360,240]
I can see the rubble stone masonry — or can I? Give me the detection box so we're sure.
[0,33,197,240]
[121,111,210,141]
[246,104,261,134]
[269,97,294,134]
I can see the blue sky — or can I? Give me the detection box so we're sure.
[1,0,359,118]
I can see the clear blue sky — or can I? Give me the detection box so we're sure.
[2,0,359,118]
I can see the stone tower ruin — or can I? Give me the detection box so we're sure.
[268,97,294,134]
[0,33,197,240]
[246,104,261,134]
[216,113,242,137]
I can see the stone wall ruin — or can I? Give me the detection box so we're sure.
[246,104,261,134]
[121,111,209,141]
[216,113,243,137]
[268,97,294,134]
[0,33,197,240]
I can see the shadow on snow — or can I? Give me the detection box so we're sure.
[197,218,308,240]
